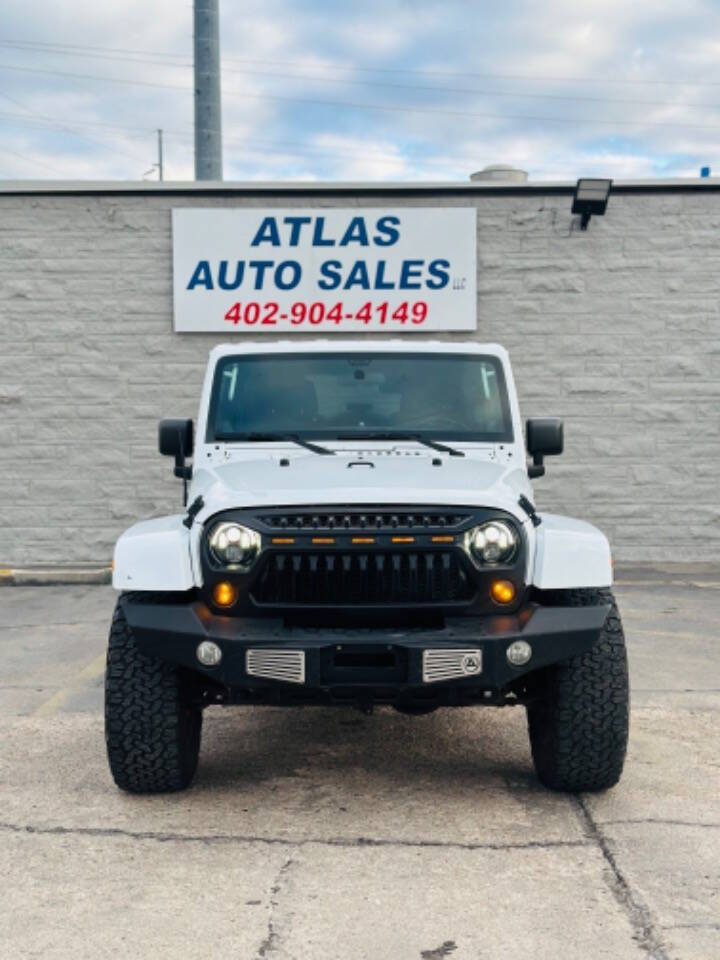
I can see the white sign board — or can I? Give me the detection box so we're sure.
[172,208,476,333]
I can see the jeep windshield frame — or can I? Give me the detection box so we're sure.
[206,352,514,445]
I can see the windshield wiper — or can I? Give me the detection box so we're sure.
[336,432,465,457]
[215,432,336,455]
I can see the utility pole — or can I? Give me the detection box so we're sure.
[193,0,223,180]
[157,129,164,181]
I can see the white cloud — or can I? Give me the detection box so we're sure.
[310,133,413,179]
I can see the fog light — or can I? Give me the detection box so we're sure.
[506,640,532,667]
[490,579,516,604]
[197,640,222,666]
[213,580,237,608]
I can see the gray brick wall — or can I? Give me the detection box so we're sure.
[1,187,718,565]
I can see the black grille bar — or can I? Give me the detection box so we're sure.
[252,550,472,606]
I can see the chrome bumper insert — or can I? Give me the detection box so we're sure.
[423,648,483,683]
[246,649,306,684]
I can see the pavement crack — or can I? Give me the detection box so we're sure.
[0,820,591,853]
[350,836,589,852]
[574,798,670,960]
[256,856,296,959]
[598,818,720,830]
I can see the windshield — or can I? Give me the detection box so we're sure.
[207,352,513,443]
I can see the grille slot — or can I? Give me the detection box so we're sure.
[252,551,472,606]
[257,511,470,532]
[246,649,305,684]
[423,648,483,683]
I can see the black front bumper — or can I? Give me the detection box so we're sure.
[121,598,610,705]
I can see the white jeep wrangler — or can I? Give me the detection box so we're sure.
[106,341,628,793]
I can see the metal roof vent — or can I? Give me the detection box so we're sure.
[470,164,529,184]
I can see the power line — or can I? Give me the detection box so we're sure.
[0,109,497,172]
[3,61,720,132]
[0,61,191,91]
[0,145,63,175]
[218,67,720,111]
[2,39,190,62]
[0,90,152,166]
[0,39,718,110]
[5,37,720,87]
[0,110,156,138]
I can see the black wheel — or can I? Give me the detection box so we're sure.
[527,588,629,792]
[105,594,202,793]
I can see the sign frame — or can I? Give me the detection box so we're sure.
[171,207,477,334]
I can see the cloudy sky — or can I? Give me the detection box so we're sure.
[1,0,719,182]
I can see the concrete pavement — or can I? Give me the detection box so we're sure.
[0,578,718,959]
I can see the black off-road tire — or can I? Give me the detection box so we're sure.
[105,594,202,793]
[527,588,629,792]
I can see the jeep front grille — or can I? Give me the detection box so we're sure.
[256,511,471,532]
[251,550,472,606]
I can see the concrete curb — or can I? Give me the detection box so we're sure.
[0,567,112,586]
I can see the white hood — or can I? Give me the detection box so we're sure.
[190,450,531,522]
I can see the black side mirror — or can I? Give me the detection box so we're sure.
[526,418,563,479]
[159,419,194,501]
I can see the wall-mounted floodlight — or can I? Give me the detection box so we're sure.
[572,178,613,230]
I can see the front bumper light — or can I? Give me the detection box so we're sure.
[465,520,518,566]
[208,522,261,569]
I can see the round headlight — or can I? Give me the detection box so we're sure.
[208,523,261,568]
[467,521,517,565]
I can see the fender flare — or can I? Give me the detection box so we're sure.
[112,515,196,591]
[532,513,612,590]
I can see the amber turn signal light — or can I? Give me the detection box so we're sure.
[490,579,516,605]
[213,581,238,608]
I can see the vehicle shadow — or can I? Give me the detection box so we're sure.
[194,702,542,797]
